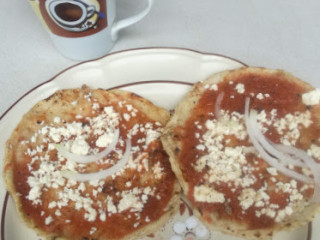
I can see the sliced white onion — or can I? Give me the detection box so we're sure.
[61,139,131,182]
[242,146,257,154]
[244,98,313,183]
[56,129,120,164]
[180,193,193,210]
[273,144,316,164]
[272,143,320,202]
[249,111,306,168]
[214,92,225,120]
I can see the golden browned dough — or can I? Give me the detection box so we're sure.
[3,86,180,240]
[162,67,320,240]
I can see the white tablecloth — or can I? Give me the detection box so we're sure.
[1,0,320,115]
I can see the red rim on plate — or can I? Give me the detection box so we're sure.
[0,47,248,121]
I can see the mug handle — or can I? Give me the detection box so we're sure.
[111,0,155,41]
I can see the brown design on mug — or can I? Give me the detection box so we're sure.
[36,0,108,38]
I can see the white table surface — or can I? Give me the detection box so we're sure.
[1,0,320,116]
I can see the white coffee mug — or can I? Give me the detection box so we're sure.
[29,0,155,60]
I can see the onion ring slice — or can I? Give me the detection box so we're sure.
[61,139,131,182]
[272,143,320,202]
[56,129,120,164]
[244,98,313,183]
[250,111,306,168]
[214,92,224,120]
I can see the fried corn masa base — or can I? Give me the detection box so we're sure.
[3,86,180,240]
[162,67,320,240]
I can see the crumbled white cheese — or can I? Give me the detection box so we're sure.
[54,117,61,124]
[100,212,106,221]
[239,188,256,210]
[145,128,161,146]
[92,103,100,109]
[118,191,144,213]
[48,201,57,208]
[194,110,255,188]
[194,185,225,203]
[302,89,320,105]
[196,144,205,151]
[152,161,164,179]
[45,215,53,225]
[125,181,132,187]
[123,113,131,121]
[90,227,97,235]
[70,138,90,155]
[96,133,113,148]
[308,144,320,160]
[26,185,42,202]
[235,83,245,94]
[55,210,61,216]
[204,83,218,91]
[106,196,117,214]
[84,208,97,222]
[256,93,264,100]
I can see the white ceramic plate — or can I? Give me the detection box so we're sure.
[0,48,318,240]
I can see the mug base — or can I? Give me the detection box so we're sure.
[49,27,115,61]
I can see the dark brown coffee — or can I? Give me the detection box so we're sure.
[55,3,83,22]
